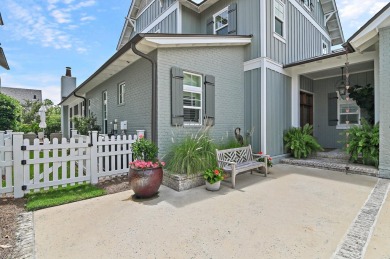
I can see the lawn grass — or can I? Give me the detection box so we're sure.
[26,184,106,211]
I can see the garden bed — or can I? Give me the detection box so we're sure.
[162,171,205,192]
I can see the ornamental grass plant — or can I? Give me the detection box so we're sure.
[165,126,217,175]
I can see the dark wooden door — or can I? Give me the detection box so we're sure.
[300,92,313,127]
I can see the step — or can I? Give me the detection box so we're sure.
[280,158,378,177]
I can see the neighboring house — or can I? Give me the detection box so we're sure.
[59,0,390,178]
[0,86,42,104]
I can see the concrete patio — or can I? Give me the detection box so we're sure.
[33,164,389,259]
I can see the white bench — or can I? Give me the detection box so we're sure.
[216,145,269,188]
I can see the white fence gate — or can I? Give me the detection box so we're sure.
[0,131,138,198]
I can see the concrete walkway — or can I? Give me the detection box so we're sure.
[33,165,389,259]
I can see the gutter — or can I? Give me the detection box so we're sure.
[130,41,158,145]
[73,92,87,117]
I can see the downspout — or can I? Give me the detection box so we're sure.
[130,42,158,145]
[73,92,87,117]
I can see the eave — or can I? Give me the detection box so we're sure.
[319,0,344,45]
[0,47,10,70]
[61,34,251,106]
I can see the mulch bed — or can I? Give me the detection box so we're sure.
[0,198,26,259]
[96,175,131,194]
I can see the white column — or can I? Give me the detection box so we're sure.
[291,73,300,127]
[13,133,24,198]
[260,64,267,154]
[90,131,98,184]
[374,51,380,123]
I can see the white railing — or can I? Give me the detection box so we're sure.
[0,130,139,198]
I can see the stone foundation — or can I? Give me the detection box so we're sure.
[162,171,205,192]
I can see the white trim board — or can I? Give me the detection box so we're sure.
[244,57,291,77]
[136,0,157,19]
[288,0,331,42]
[141,1,179,33]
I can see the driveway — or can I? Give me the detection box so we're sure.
[34,165,389,259]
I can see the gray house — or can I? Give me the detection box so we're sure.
[59,0,390,178]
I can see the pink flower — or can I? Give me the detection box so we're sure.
[258,151,263,155]
[214,169,219,175]
[139,135,144,139]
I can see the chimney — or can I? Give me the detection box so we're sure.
[65,67,72,77]
[61,66,76,100]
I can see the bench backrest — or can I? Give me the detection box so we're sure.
[216,145,254,167]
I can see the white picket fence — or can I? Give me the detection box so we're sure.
[0,131,138,198]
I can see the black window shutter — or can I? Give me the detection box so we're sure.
[228,3,237,35]
[328,92,338,126]
[206,17,214,34]
[204,75,215,126]
[171,67,184,126]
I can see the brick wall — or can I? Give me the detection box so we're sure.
[379,26,390,178]
[85,53,154,136]
[157,46,246,156]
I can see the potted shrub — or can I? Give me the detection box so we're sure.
[129,135,165,198]
[203,168,224,191]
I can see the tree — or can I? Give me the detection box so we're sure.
[349,84,375,125]
[0,93,22,131]
[46,105,61,135]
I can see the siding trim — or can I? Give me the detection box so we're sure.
[136,0,157,19]
[288,0,331,42]
[244,57,291,77]
[141,1,179,33]
[177,3,182,33]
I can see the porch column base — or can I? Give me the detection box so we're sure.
[379,168,390,179]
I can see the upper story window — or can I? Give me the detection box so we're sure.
[322,41,329,55]
[213,7,228,35]
[118,82,125,105]
[183,72,202,125]
[274,0,285,38]
[303,0,313,11]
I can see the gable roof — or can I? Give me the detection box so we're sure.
[319,0,344,45]
[344,3,390,53]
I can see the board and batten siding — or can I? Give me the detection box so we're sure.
[85,54,155,137]
[267,0,330,64]
[199,0,262,60]
[300,75,314,92]
[313,70,375,149]
[157,46,246,156]
[135,0,177,32]
[182,6,201,34]
[147,10,177,33]
[244,68,262,153]
[266,69,292,156]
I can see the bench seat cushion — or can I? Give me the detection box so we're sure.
[223,161,265,173]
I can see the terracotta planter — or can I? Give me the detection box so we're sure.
[205,181,221,191]
[129,167,163,198]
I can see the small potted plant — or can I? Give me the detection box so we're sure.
[257,151,273,168]
[203,168,224,191]
[129,135,165,198]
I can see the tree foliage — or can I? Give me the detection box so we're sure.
[349,84,374,125]
[0,93,22,131]
[72,113,101,135]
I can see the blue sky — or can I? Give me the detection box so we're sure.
[0,0,388,104]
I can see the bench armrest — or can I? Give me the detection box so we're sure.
[217,159,237,165]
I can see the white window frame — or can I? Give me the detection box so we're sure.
[213,7,229,35]
[322,40,329,55]
[103,91,108,134]
[183,71,203,126]
[336,91,361,129]
[118,82,125,105]
[303,0,312,11]
[273,0,286,43]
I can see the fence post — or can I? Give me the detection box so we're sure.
[13,132,24,199]
[90,131,98,184]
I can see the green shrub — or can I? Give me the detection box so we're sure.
[165,127,217,175]
[0,93,22,131]
[72,113,101,135]
[346,119,379,167]
[132,135,159,162]
[284,124,323,159]
[217,137,243,150]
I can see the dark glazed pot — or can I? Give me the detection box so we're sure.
[129,167,163,198]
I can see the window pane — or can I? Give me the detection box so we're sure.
[184,73,192,86]
[184,73,201,87]
[275,18,283,36]
[184,108,201,123]
[340,104,359,113]
[215,10,228,31]
[216,26,228,35]
[183,92,201,107]
[340,114,359,124]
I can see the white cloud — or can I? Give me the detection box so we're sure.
[51,9,72,23]
[80,16,95,22]
[5,0,97,52]
[339,0,387,20]
[76,47,87,53]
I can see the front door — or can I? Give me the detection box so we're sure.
[300,91,313,127]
